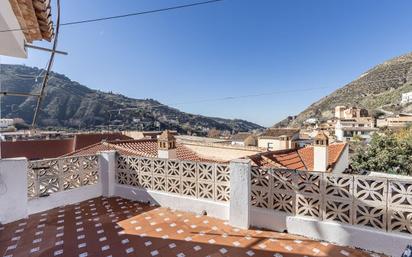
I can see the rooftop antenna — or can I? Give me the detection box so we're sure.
[31,0,62,130]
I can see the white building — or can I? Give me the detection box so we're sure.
[401,92,412,104]
[335,118,377,142]
[0,119,14,129]
[257,128,300,151]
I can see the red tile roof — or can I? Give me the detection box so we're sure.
[248,143,347,172]
[65,139,222,163]
[73,133,132,150]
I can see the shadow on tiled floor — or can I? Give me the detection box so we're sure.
[0,197,382,257]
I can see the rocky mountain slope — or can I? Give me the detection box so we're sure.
[279,52,412,127]
[0,64,263,134]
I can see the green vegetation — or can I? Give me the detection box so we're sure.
[351,128,412,175]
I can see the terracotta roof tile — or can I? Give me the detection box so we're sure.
[9,0,54,42]
[248,143,347,172]
[259,128,300,138]
[65,139,222,163]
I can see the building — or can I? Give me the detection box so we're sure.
[0,0,54,58]
[230,132,257,146]
[0,132,132,159]
[121,130,177,140]
[401,92,412,104]
[65,130,222,163]
[334,117,377,141]
[257,128,300,150]
[330,106,377,141]
[377,113,412,128]
[0,118,14,131]
[335,106,369,119]
[250,131,349,173]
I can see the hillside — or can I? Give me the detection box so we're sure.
[0,64,263,134]
[278,52,412,127]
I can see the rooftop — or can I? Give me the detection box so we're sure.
[231,132,254,142]
[259,128,300,138]
[0,196,378,257]
[248,143,347,171]
[64,139,225,163]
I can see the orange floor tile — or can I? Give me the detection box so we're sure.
[0,197,383,257]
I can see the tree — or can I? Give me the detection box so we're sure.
[351,128,412,175]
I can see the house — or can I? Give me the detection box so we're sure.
[377,113,412,128]
[334,106,369,119]
[0,0,54,58]
[65,130,223,163]
[329,106,377,141]
[230,132,257,146]
[122,130,177,140]
[257,128,300,150]
[334,117,377,141]
[250,131,349,173]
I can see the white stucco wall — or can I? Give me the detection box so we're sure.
[0,1,27,58]
[229,159,250,229]
[115,184,229,220]
[0,158,28,223]
[258,138,282,150]
[28,184,103,215]
[183,143,260,161]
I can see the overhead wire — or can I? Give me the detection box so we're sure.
[0,0,224,33]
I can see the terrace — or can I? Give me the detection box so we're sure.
[1,152,411,257]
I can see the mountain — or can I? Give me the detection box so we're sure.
[276,52,412,127]
[0,64,263,134]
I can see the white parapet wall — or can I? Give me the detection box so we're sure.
[28,184,103,215]
[249,166,412,257]
[115,184,229,220]
[251,207,412,257]
[0,157,28,224]
[287,216,412,257]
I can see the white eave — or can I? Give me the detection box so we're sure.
[0,0,27,58]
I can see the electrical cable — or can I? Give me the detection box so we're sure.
[0,0,224,33]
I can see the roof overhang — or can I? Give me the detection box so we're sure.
[0,0,27,58]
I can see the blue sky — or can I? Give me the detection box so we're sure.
[2,0,412,127]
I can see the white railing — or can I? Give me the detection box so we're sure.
[27,155,99,199]
[116,155,230,202]
[251,167,412,235]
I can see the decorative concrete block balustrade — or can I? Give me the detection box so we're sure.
[0,151,411,256]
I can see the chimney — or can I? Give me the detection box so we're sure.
[313,131,329,172]
[157,130,177,159]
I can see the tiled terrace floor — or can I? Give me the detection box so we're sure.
[0,197,382,257]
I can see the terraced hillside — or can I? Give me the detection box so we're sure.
[283,52,412,127]
[0,64,263,134]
